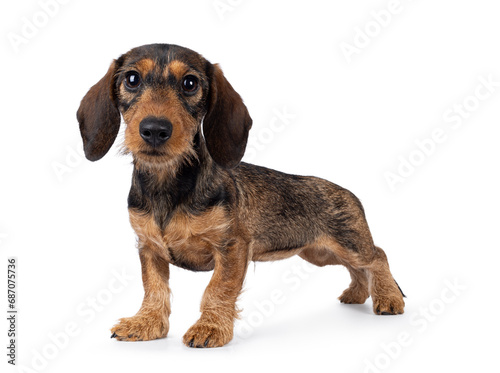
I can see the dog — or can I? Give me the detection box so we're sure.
[77,43,405,348]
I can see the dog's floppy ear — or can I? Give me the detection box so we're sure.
[77,60,121,161]
[203,63,252,169]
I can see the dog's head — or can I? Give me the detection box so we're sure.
[77,44,252,169]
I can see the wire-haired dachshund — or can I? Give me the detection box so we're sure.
[77,43,405,348]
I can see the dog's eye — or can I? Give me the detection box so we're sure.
[125,71,141,90]
[182,75,199,94]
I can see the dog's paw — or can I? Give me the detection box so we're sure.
[339,286,370,304]
[372,295,405,315]
[110,312,169,341]
[182,320,233,348]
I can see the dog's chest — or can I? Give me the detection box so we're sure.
[128,206,230,270]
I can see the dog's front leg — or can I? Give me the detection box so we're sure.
[183,239,248,348]
[111,246,171,341]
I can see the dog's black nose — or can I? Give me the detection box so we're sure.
[139,117,173,148]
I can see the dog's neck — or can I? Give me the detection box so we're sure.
[128,132,226,229]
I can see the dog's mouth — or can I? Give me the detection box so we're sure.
[140,149,166,157]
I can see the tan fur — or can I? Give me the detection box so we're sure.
[129,206,231,265]
[185,239,249,347]
[167,60,188,79]
[302,237,404,314]
[122,87,199,179]
[111,248,171,341]
[338,266,370,305]
[135,58,155,75]
[126,207,247,347]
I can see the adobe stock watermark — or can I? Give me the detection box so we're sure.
[339,0,416,63]
[212,0,244,21]
[384,74,499,192]
[15,268,133,373]
[236,259,322,339]
[244,106,296,162]
[51,141,86,183]
[7,0,70,54]
[363,278,466,373]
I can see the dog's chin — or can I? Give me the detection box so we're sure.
[123,141,199,176]
[132,148,196,178]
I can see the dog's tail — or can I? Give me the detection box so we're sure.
[394,279,406,298]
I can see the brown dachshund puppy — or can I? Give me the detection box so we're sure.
[77,44,405,348]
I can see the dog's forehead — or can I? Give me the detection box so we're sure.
[121,44,206,75]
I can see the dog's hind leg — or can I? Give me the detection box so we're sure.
[319,188,404,315]
[299,247,370,305]
[338,265,370,304]
[322,237,404,314]
[363,246,405,315]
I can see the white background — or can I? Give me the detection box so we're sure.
[1,0,499,372]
